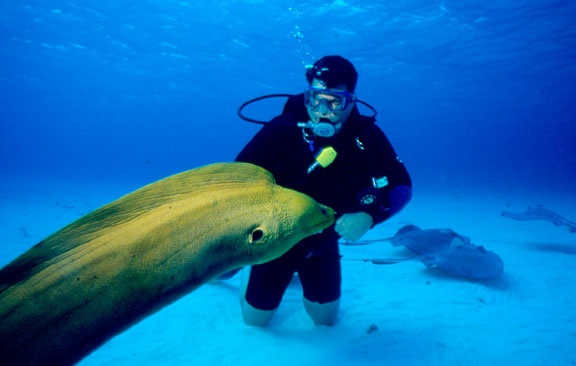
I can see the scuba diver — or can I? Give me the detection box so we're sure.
[232,55,412,327]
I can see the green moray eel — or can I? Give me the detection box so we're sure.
[0,162,334,365]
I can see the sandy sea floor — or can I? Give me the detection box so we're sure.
[1,178,575,366]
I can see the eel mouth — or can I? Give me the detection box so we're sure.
[306,205,336,235]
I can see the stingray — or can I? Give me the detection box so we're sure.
[501,205,576,233]
[342,225,504,280]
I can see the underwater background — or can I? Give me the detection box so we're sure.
[2,0,574,194]
[1,1,575,365]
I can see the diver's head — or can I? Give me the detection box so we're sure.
[304,56,358,137]
[306,55,358,92]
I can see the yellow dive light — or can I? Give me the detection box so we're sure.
[307,146,337,174]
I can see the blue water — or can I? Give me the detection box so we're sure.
[2,0,574,193]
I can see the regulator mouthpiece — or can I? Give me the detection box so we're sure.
[297,119,336,138]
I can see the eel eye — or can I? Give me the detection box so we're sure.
[250,228,265,243]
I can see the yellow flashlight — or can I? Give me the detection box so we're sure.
[307,146,337,174]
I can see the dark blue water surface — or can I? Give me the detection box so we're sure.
[1,0,575,193]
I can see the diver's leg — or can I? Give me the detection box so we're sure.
[303,297,340,326]
[241,299,277,327]
[299,233,342,326]
[239,267,276,327]
[240,257,294,327]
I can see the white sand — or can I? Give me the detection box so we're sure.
[1,179,574,366]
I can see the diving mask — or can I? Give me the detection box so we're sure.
[304,87,354,112]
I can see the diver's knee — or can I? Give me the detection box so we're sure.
[303,297,340,326]
[241,299,276,327]
[240,267,275,327]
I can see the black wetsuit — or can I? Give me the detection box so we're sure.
[236,93,412,310]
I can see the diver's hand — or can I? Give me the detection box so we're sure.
[335,212,373,242]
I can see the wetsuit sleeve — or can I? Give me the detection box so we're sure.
[358,125,412,225]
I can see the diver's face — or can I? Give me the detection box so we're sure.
[306,78,355,136]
